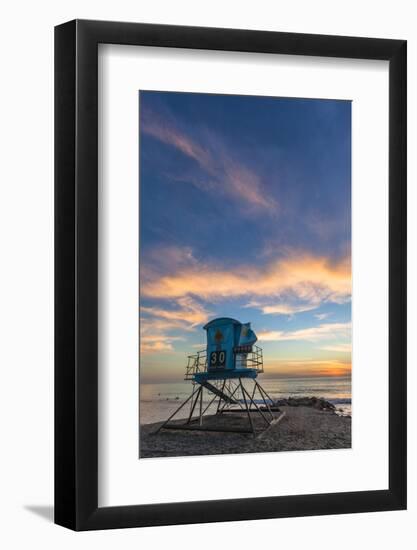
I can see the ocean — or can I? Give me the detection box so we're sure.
[139,376,352,425]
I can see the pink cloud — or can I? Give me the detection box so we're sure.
[141,108,277,214]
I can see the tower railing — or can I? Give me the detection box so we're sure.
[236,344,264,373]
[184,350,207,380]
[184,345,263,380]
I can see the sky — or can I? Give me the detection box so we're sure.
[139,91,351,383]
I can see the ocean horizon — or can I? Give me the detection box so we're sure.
[139,375,352,425]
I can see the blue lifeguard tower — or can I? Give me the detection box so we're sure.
[157,318,279,435]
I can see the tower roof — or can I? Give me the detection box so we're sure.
[203,317,241,330]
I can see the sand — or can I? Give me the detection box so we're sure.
[139,405,351,458]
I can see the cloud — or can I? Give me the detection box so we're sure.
[140,296,211,354]
[140,317,186,333]
[247,301,319,316]
[257,321,351,343]
[142,251,351,308]
[141,108,277,214]
[319,343,352,353]
[140,340,175,353]
[140,316,186,355]
[141,112,212,170]
[143,246,197,275]
[140,331,184,354]
[221,159,277,212]
[142,296,211,329]
[262,304,317,315]
[315,312,330,321]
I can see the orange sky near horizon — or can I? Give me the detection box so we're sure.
[263,359,351,379]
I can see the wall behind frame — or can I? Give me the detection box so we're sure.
[0,0,414,548]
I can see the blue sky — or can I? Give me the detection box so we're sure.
[139,91,351,383]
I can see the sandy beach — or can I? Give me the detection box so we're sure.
[139,398,351,458]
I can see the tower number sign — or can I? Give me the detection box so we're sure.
[209,350,227,368]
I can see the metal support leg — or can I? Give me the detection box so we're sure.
[256,382,274,420]
[241,383,271,426]
[199,386,203,426]
[186,386,202,424]
[250,381,257,402]
[216,380,226,414]
[256,382,275,407]
[201,391,221,417]
[239,378,255,434]
[218,383,243,413]
[155,385,201,434]
[189,383,196,416]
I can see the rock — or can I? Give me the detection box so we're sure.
[272,396,336,411]
[274,398,289,406]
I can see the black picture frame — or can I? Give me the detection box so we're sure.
[55,19,407,531]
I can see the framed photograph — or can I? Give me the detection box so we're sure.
[55,20,406,530]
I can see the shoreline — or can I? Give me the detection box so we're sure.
[139,397,352,459]
[139,393,352,425]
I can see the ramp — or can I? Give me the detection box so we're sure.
[200,380,237,404]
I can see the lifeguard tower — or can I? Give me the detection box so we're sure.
[156,318,281,435]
